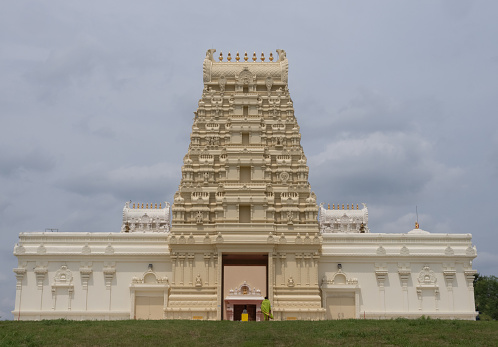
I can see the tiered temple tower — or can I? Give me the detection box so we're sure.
[166,49,325,320]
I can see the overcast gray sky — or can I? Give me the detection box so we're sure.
[1,0,497,319]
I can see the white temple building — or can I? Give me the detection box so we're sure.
[12,49,478,321]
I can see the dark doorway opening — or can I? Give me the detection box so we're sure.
[234,304,256,321]
[222,253,268,320]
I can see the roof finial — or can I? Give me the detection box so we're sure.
[252,52,257,61]
[416,205,419,229]
[219,52,223,61]
[327,204,330,210]
[269,52,274,61]
[227,52,232,62]
[236,52,240,62]
[244,52,248,61]
[261,52,265,61]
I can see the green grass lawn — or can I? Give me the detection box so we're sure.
[1,318,496,347]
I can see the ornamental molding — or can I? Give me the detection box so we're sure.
[14,243,25,255]
[13,266,27,290]
[202,49,289,84]
[103,263,116,289]
[464,269,477,290]
[131,268,169,286]
[374,263,388,288]
[79,266,93,290]
[321,269,358,286]
[53,265,73,288]
[226,280,262,298]
[34,264,48,289]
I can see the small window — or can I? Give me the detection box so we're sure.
[239,205,251,223]
[240,166,251,183]
[243,86,249,94]
[243,106,248,117]
[242,132,249,146]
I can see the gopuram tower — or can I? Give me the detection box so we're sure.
[166,49,325,320]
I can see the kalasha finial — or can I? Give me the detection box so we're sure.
[252,52,257,61]
[244,52,248,61]
[227,52,232,61]
[236,52,240,62]
[327,204,330,210]
[342,204,344,210]
[219,52,223,61]
[261,52,265,61]
[269,52,274,61]
[357,204,359,210]
[415,222,420,229]
[333,204,335,209]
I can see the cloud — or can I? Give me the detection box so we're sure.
[0,148,56,178]
[310,129,462,204]
[56,162,179,202]
[473,251,498,276]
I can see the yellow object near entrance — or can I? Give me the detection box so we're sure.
[241,313,248,321]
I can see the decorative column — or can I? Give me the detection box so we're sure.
[304,253,311,286]
[103,263,116,314]
[464,269,477,312]
[188,253,195,286]
[313,252,320,286]
[443,266,456,312]
[13,267,26,320]
[35,264,48,312]
[178,253,185,286]
[269,250,274,301]
[204,253,211,285]
[272,252,277,288]
[398,263,411,312]
[296,253,302,286]
[79,266,93,311]
[375,263,388,314]
[170,252,177,285]
[216,251,222,320]
[279,253,286,285]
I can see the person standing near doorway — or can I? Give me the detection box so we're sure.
[261,296,273,321]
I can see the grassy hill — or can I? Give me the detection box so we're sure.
[1,318,497,347]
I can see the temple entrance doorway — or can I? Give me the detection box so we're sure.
[222,253,267,321]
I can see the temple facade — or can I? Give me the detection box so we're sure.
[12,49,478,321]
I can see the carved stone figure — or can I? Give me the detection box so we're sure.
[196,211,203,224]
[195,274,202,287]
